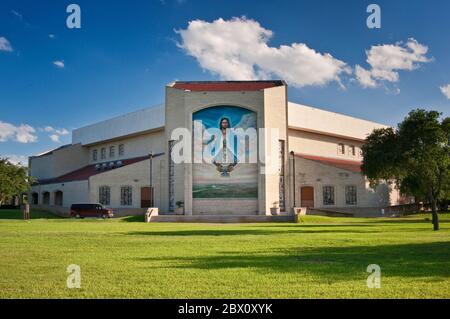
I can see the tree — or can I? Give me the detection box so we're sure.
[0,158,32,206]
[362,109,450,231]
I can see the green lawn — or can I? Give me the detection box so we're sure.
[0,209,449,298]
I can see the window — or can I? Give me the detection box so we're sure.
[101,148,106,160]
[99,186,110,206]
[93,149,98,161]
[118,144,124,156]
[345,185,357,205]
[323,186,335,205]
[32,193,38,205]
[42,192,50,205]
[338,143,345,155]
[109,146,115,158]
[54,191,63,206]
[349,145,356,156]
[121,186,132,206]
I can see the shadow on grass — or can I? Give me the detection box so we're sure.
[256,217,449,227]
[121,215,145,223]
[127,227,382,237]
[135,241,450,281]
[0,209,61,220]
[254,224,380,228]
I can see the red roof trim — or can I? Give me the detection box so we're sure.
[295,153,362,173]
[35,153,163,185]
[171,81,285,92]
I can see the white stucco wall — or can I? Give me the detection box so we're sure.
[87,130,165,164]
[294,157,400,210]
[30,180,89,214]
[288,129,364,160]
[288,102,388,140]
[72,104,164,146]
[29,144,89,180]
[28,84,403,217]
[89,157,164,214]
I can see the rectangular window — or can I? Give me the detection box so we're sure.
[338,143,345,155]
[109,146,115,158]
[118,144,124,156]
[101,147,106,160]
[345,185,357,205]
[323,186,335,205]
[99,186,110,206]
[121,186,132,206]
[349,145,356,156]
[93,149,98,161]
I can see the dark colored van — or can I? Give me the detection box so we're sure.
[70,204,113,219]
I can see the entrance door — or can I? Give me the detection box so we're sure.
[301,186,314,208]
[141,187,154,208]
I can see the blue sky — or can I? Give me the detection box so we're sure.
[0,0,449,165]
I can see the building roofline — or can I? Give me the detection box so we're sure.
[168,80,286,92]
[288,126,366,142]
[294,153,362,173]
[30,144,72,159]
[288,101,389,128]
[80,126,165,147]
[34,153,164,185]
[73,103,164,134]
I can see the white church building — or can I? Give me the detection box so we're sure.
[28,81,404,218]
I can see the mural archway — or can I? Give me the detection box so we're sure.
[192,105,258,215]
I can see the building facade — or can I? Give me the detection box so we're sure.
[29,81,402,217]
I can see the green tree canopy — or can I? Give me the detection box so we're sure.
[362,109,450,231]
[0,158,32,206]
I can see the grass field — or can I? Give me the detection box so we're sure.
[0,209,449,298]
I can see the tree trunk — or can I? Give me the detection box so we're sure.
[431,199,439,231]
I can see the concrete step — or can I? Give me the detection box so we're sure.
[149,214,295,223]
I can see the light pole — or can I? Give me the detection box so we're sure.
[290,151,296,208]
[149,151,153,207]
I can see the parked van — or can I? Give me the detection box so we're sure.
[70,204,113,219]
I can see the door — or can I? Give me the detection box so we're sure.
[301,186,314,208]
[141,187,154,208]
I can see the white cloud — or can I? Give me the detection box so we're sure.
[0,121,37,143]
[440,84,450,100]
[42,126,69,143]
[11,10,23,20]
[48,34,55,39]
[176,17,351,88]
[53,60,65,68]
[0,37,13,52]
[356,38,431,88]
[49,134,60,142]
[355,65,378,88]
[56,128,69,135]
[3,154,28,166]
